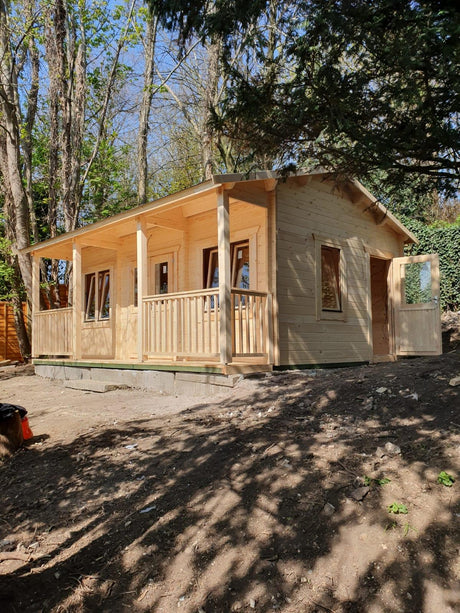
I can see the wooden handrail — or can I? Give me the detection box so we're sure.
[143,288,268,301]
[143,288,217,301]
[35,307,73,315]
[231,289,268,297]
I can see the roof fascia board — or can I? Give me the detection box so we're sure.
[351,179,418,244]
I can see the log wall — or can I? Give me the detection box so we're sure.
[276,178,404,366]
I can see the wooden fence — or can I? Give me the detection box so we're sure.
[0,302,27,361]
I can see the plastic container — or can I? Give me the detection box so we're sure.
[21,416,33,440]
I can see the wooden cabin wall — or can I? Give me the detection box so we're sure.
[276,178,404,366]
[81,247,116,358]
[186,201,267,291]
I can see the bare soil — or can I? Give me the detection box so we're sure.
[0,322,459,612]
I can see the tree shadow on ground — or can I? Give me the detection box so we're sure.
[0,352,459,612]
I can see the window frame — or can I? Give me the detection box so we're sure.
[83,268,112,323]
[314,234,347,321]
[202,231,257,291]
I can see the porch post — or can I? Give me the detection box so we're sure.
[217,188,232,365]
[137,218,147,362]
[72,240,82,359]
[31,253,40,358]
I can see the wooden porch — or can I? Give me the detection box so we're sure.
[33,287,273,372]
[29,176,277,374]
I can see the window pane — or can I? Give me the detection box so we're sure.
[321,246,341,311]
[85,273,96,320]
[155,262,169,294]
[133,267,138,307]
[232,242,250,289]
[98,270,110,319]
[403,261,432,304]
[208,251,219,288]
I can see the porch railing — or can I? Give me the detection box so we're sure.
[232,289,269,357]
[143,289,220,359]
[34,307,73,356]
[143,288,270,361]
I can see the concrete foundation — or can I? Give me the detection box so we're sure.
[34,363,242,396]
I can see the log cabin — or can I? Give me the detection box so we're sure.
[23,171,442,391]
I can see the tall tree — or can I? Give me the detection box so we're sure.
[0,0,35,355]
[150,0,460,195]
[137,6,158,203]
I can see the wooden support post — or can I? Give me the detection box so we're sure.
[267,189,279,365]
[137,218,148,362]
[114,249,122,360]
[31,253,40,358]
[72,241,82,360]
[217,188,232,365]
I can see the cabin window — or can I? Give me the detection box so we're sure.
[85,273,96,320]
[203,240,250,289]
[84,270,110,321]
[315,236,347,321]
[155,261,169,294]
[321,246,341,311]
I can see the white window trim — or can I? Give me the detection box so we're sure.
[313,234,347,321]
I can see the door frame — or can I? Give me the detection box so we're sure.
[148,250,178,295]
[364,246,396,362]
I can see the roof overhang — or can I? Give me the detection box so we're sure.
[215,170,418,244]
[22,169,417,259]
[22,181,218,258]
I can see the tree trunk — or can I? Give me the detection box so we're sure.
[0,0,32,297]
[22,0,40,243]
[10,270,31,359]
[137,11,158,204]
[0,133,32,359]
[201,39,220,180]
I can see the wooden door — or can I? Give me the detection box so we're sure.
[392,254,442,355]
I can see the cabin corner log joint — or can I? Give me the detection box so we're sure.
[24,171,441,377]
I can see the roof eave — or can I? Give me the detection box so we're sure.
[351,180,419,244]
[22,180,217,255]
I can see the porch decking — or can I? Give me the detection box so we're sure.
[33,288,273,374]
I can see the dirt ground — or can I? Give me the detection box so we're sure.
[0,317,459,613]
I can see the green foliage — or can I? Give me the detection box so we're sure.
[363,476,391,486]
[152,0,460,196]
[400,216,460,311]
[403,523,417,537]
[437,471,455,487]
[387,502,408,515]
[0,217,25,301]
[403,261,433,305]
